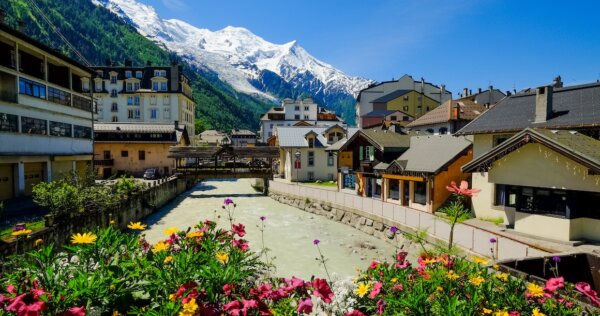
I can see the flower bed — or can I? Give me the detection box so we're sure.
[0,199,598,315]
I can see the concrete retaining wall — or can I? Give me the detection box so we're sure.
[270,181,549,260]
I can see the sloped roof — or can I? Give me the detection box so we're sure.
[407,99,486,128]
[231,129,256,136]
[462,128,600,174]
[386,135,472,174]
[371,90,412,103]
[362,110,407,118]
[456,83,600,135]
[277,126,359,148]
[338,129,411,152]
[324,129,360,151]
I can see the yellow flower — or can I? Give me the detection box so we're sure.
[186,231,204,238]
[495,273,509,282]
[494,311,509,316]
[152,241,169,253]
[112,311,120,316]
[472,256,489,265]
[527,283,545,298]
[127,221,147,230]
[422,258,437,265]
[109,284,116,291]
[482,307,492,314]
[109,220,116,225]
[34,238,43,247]
[390,278,398,283]
[11,229,32,237]
[164,256,173,264]
[169,293,177,301]
[164,227,179,236]
[446,270,459,280]
[470,276,485,286]
[179,297,198,316]
[531,308,546,316]
[436,286,444,292]
[216,251,229,264]
[355,282,371,298]
[493,264,499,270]
[71,232,97,244]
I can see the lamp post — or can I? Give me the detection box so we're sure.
[294,150,301,184]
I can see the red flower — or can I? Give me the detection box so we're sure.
[296,297,312,314]
[446,180,480,197]
[223,284,233,296]
[369,281,383,299]
[61,306,86,316]
[392,283,403,292]
[376,299,386,315]
[7,284,16,294]
[545,277,565,293]
[509,312,520,316]
[346,311,365,316]
[284,276,307,292]
[368,261,379,269]
[312,279,334,304]
[232,224,246,237]
[232,239,249,251]
[575,282,600,306]
[224,300,242,316]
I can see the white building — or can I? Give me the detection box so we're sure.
[91,62,196,136]
[356,74,452,128]
[275,125,358,182]
[259,97,344,143]
[0,23,93,200]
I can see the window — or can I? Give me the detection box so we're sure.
[73,125,91,139]
[308,137,315,148]
[0,113,19,133]
[103,151,110,159]
[125,71,132,78]
[112,116,118,122]
[294,106,300,111]
[111,89,117,98]
[111,103,118,112]
[154,70,161,77]
[19,78,46,99]
[308,171,314,181]
[308,151,314,166]
[342,173,356,190]
[403,116,410,121]
[439,127,448,134]
[134,82,140,91]
[403,106,408,111]
[426,107,430,111]
[359,146,375,161]
[327,152,334,166]
[49,121,72,137]
[328,134,334,143]
[414,181,427,205]
[126,82,133,91]
[163,108,170,119]
[388,179,400,200]
[304,115,309,120]
[128,109,134,119]
[426,128,434,134]
[110,75,117,84]
[150,108,158,119]
[134,109,140,119]
[152,82,159,91]
[294,114,300,120]
[493,134,513,147]
[160,82,167,91]
[95,81,102,92]
[304,106,309,111]
[138,150,145,160]
[21,116,47,135]
[121,151,128,157]
[403,96,409,101]
[47,87,71,106]
[163,95,170,105]
[150,96,157,105]
[127,96,133,105]
[390,116,397,121]
[134,96,140,105]
[494,184,517,207]
[136,71,143,79]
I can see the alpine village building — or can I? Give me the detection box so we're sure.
[0,22,94,201]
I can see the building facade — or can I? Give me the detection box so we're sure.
[91,62,196,136]
[94,122,189,178]
[0,24,93,201]
[230,129,256,147]
[355,75,452,128]
[406,99,486,134]
[259,98,344,143]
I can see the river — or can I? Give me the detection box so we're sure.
[142,179,409,280]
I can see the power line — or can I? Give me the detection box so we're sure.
[25,0,92,66]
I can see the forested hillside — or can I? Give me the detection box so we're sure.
[1,0,274,131]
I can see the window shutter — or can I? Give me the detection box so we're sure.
[359,146,364,161]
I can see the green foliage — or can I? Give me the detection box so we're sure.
[113,175,141,197]
[439,197,473,251]
[0,0,273,130]
[32,178,83,217]
[480,216,505,226]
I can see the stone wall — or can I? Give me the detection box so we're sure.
[0,177,194,258]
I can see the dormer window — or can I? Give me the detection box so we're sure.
[308,137,314,148]
[125,71,132,78]
[136,71,143,78]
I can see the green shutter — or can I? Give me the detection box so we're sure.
[359,146,364,161]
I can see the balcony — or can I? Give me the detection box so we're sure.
[94,159,114,166]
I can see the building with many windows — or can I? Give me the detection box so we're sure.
[91,62,196,136]
[0,23,94,201]
[259,98,344,143]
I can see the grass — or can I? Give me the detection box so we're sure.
[479,216,505,226]
[304,181,337,187]
[0,219,46,241]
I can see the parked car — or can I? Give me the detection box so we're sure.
[143,168,158,180]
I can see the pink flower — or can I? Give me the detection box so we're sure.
[60,306,86,316]
[242,299,258,310]
[509,312,520,316]
[345,311,365,316]
[575,282,600,306]
[232,239,249,251]
[368,261,379,269]
[224,300,242,316]
[284,276,306,292]
[370,281,383,299]
[392,283,403,292]
[223,284,233,296]
[224,198,234,205]
[231,224,246,237]
[545,277,565,292]
[312,278,334,304]
[296,297,313,314]
[446,180,480,197]
[7,284,16,294]
[376,299,386,315]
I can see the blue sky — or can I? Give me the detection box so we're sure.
[146,0,600,95]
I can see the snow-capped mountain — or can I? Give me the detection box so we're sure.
[92,0,372,121]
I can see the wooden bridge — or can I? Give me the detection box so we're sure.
[168,146,279,187]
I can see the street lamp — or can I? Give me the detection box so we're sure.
[294,150,301,184]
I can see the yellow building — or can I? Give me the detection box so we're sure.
[0,23,93,201]
[94,122,190,178]
[371,90,440,119]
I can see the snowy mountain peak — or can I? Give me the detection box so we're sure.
[92,0,372,118]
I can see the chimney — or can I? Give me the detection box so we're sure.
[506,90,512,97]
[420,77,425,93]
[463,88,468,97]
[534,86,553,123]
[17,19,26,33]
[552,75,563,88]
[478,87,482,94]
[0,9,6,24]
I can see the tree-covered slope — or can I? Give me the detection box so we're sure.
[1,0,273,132]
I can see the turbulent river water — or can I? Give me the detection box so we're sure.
[142,179,403,280]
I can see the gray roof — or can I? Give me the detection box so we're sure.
[231,129,256,136]
[94,122,184,133]
[457,83,600,135]
[324,129,360,151]
[362,110,406,118]
[338,129,412,152]
[371,90,412,103]
[462,128,600,174]
[277,126,359,148]
[389,135,472,174]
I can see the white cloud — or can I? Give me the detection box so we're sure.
[162,0,187,11]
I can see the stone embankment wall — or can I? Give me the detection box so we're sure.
[0,177,193,258]
[269,181,550,260]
